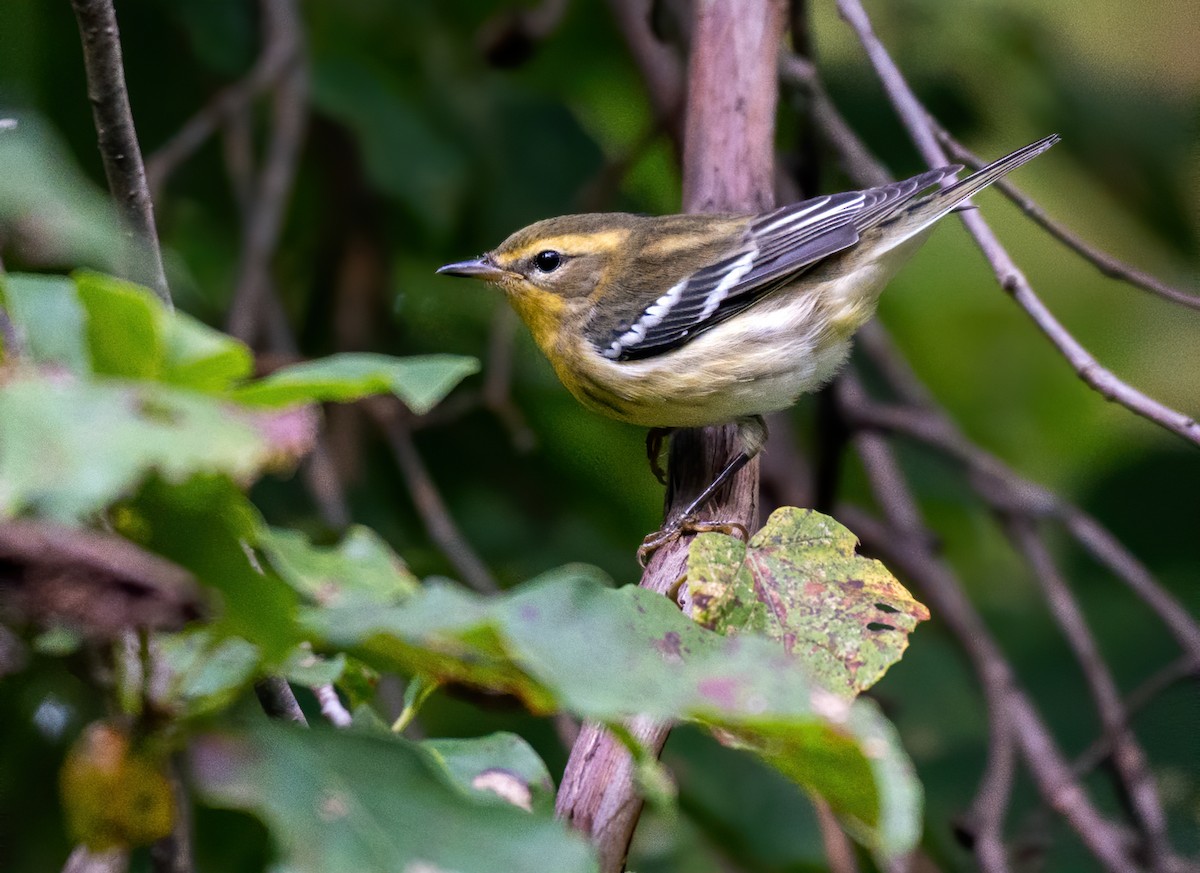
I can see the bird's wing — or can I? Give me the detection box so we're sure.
[598,168,954,362]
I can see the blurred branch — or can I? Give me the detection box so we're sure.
[833,0,1200,449]
[843,327,1200,664]
[145,0,302,201]
[226,0,308,345]
[253,676,308,725]
[477,0,571,66]
[1004,519,1170,870]
[68,0,170,305]
[556,3,786,870]
[314,683,353,727]
[835,498,1136,872]
[603,0,685,140]
[1071,653,1199,779]
[778,52,891,187]
[149,758,193,873]
[369,401,500,594]
[933,127,1200,312]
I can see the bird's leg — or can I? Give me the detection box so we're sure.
[645,427,674,485]
[638,415,766,566]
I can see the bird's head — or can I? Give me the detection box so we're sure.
[437,213,646,352]
[437,213,643,301]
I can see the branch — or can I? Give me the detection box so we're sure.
[1004,519,1170,869]
[145,0,301,200]
[833,0,1200,449]
[841,336,1200,664]
[836,374,1136,872]
[68,0,170,306]
[932,127,1200,312]
[369,402,499,594]
[225,0,308,345]
[555,3,786,870]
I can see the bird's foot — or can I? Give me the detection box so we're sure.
[645,427,673,485]
[637,516,750,568]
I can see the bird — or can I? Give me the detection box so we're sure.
[438,134,1059,560]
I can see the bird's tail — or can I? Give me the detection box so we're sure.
[905,133,1061,226]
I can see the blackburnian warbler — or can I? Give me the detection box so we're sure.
[439,135,1058,552]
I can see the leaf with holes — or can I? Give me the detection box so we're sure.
[302,568,922,860]
[687,507,929,696]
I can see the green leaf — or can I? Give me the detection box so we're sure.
[281,648,347,687]
[126,478,300,661]
[191,725,598,873]
[73,271,163,380]
[0,274,89,374]
[422,732,556,815]
[260,526,418,608]
[234,352,479,414]
[156,630,261,716]
[688,507,930,696]
[161,310,254,392]
[302,568,922,859]
[0,373,316,520]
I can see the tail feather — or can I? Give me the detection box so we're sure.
[915,133,1061,221]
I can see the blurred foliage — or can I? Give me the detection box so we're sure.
[0,0,1197,872]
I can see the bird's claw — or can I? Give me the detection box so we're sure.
[645,427,672,485]
[637,516,750,568]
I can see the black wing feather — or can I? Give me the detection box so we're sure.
[601,168,955,361]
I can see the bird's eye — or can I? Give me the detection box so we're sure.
[533,250,562,273]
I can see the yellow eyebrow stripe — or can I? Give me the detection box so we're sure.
[505,230,631,262]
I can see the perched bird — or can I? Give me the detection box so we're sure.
[439,135,1059,557]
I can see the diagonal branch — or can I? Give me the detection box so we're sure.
[833,0,1200,449]
[932,127,1200,312]
[69,0,170,306]
[1004,519,1170,870]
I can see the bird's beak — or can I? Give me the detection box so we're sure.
[436,255,510,282]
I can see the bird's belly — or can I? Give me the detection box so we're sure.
[569,292,855,428]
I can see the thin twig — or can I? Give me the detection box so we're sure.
[837,374,1136,873]
[1070,654,1199,779]
[833,0,1200,449]
[68,0,170,305]
[933,127,1200,312]
[226,0,308,345]
[838,505,1134,873]
[814,798,861,873]
[369,402,499,594]
[777,52,891,187]
[1004,519,1170,870]
[959,703,1016,873]
[841,380,1200,664]
[602,0,685,141]
[314,682,353,727]
[145,0,301,200]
